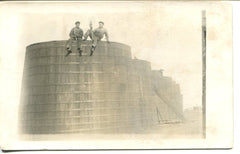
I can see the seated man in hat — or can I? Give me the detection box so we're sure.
[65,21,84,57]
[83,21,109,56]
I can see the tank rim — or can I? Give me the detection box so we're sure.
[26,40,131,49]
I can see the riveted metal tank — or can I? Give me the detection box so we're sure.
[19,40,183,134]
[126,59,157,130]
[151,70,184,123]
[19,40,133,134]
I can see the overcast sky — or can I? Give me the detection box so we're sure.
[0,2,206,110]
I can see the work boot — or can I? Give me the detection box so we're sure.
[78,48,82,56]
[65,48,72,57]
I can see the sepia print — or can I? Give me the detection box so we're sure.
[0,1,233,150]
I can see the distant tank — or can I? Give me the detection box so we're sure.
[19,40,183,134]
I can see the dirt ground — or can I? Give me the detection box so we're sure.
[140,119,203,139]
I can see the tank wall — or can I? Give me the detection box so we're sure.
[151,71,184,123]
[20,41,132,134]
[20,40,183,134]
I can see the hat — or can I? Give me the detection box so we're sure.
[99,21,104,25]
[75,21,80,24]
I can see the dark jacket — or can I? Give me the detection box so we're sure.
[69,27,83,39]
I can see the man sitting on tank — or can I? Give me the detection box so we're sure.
[83,21,110,56]
[65,21,84,57]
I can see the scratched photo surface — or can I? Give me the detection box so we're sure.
[0,1,232,150]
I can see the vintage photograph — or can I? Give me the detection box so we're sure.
[0,1,232,150]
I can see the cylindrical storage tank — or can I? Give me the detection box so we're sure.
[19,40,132,134]
[126,59,155,131]
[151,70,183,123]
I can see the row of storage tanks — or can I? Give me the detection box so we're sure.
[19,40,183,134]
